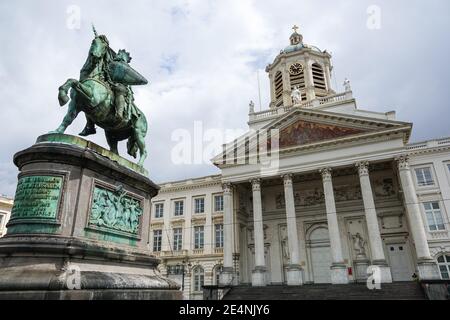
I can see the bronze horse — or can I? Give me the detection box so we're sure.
[52,33,148,166]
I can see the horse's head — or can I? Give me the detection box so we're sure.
[89,35,109,59]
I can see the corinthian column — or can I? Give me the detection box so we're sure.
[251,178,266,286]
[356,161,392,283]
[396,156,440,279]
[219,183,235,285]
[319,168,349,284]
[282,174,303,285]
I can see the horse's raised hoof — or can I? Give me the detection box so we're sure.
[79,127,96,137]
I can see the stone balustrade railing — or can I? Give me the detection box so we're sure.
[406,137,450,151]
[249,92,350,122]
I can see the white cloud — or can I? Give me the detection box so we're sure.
[1,0,450,196]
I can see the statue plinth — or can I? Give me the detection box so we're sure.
[0,134,181,300]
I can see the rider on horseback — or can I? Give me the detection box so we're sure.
[79,48,137,137]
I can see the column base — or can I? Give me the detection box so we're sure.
[417,259,441,280]
[251,266,267,287]
[219,267,235,286]
[371,260,393,283]
[286,264,303,286]
[354,259,370,282]
[330,263,349,284]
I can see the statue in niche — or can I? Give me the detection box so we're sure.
[352,233,367,259]
[280,227,290,263]
[291,86,302,105]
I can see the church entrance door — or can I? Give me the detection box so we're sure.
[309,227,332,284]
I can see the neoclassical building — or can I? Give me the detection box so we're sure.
[150,27,450,297]
[0,196,13,238]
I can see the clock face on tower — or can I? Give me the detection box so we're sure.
[289,62,303,75]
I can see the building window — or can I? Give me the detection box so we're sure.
[312,63,326,91]
[415,167,434,187]
[167,265,184,275]
[153,229,162,252]
[194,226,204,249]
[193,266,204,292]
[437,254,450,279]
[274,71,283,105]
[154,203,164,218]
[214,195,224,212]
[423,202,445,231]
[215,224,224,248]
[194,198,205,214]
[173,228,183,251]
[174,200,184,216]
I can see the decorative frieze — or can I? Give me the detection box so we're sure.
[88,184,143,236]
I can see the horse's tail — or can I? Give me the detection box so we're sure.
[127,135,138,159]
[127,111,147,159]
[58,78,78,106]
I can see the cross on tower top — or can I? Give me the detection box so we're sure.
[292,25,299,33]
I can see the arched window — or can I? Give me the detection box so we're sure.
[312,63,327,91]
[437,254,450,279]
[213,265,223,285]
[192,266,204,292]
[274,71,283,106]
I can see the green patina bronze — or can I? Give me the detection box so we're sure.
[88,185,143,237]
[51,25,149,167]
[36,133,148,176]
[11,175,63,221]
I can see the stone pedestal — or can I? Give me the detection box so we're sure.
[219,267,234,286]
[0,134,181,300]
[354,259,370,282]
[417,259,441,280]
[251,267,267,287]
[330,263,349,284]
[286,264,303,286]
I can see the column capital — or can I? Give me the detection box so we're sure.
[250,178,261,191]
[356,161,370,176]
[319,167,332,181]
[282,173,293,186]
[222,182,233,195]
[395,155,410,171]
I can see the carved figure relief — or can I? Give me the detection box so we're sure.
[89,185,143,235]
[279,120,365,149]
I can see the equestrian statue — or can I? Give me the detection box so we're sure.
[52,26,149,166]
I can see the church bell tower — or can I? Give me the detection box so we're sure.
[266,25,334,108]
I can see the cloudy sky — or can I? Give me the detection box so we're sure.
[1,0,450,197]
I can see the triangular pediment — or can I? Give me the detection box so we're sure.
[212,108,412,167]
[278,119,367,149]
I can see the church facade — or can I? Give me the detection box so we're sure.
[150,27,450,298]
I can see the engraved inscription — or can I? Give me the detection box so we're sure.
[11,175,63,220]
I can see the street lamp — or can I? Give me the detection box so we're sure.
[178,260,191,291]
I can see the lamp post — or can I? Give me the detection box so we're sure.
[178,260,191,292]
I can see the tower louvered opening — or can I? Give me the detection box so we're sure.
[312,63,327,92]
[275,71,283,106]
